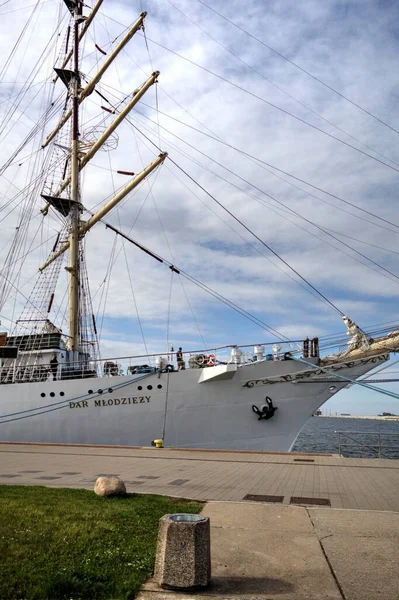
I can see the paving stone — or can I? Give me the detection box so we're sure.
[309,508,399,539]
[202,502,314,533]
[168,479,189,486]
[321,534,399,600]
[2,443,399,511]
[19,470,43,473]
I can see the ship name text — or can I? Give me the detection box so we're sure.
[69,396,151,409]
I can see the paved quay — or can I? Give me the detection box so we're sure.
[1,443,399,599]
[139,502,399,600]
[1,442,399,511]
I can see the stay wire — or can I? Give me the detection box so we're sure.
[131,111,399,285]
[166,270,174,355]
[96,78,399,236]
[179,277,208,349]
[125,123,326,336]
[91,85,388,315]
[291,356,399,402]
[124,111,207,349]
[165,0,399,170]
[127,119,332,332]
[105,222,292,342]
[123,127,346,323]
[136,103,399,234]
[195,0,399,137]
[107,150,150,359]
[169,158,345,316]
[161,158,336,314]
[126,120,349,315]
[95,55,399,237]
[98,189,292,341]
[0,8,66,141]
[0,0,40,81]
[138,33,399,175]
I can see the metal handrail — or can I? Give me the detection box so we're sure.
[335,430,399,459]
[0,341,301,384]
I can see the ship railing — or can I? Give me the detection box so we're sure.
[95,342,300,374]
[0,362,98,383]
[0,341,300,383]
[335,430,399,459]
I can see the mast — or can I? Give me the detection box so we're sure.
[42,12,147,150]
[67,0,83,354]
[38,3,168,359]
[53,0,104,83]
[39,154,168,272]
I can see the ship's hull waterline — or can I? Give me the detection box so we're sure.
[0,355,387,452]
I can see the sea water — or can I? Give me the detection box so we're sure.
[292,417,399,459]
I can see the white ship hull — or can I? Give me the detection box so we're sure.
[0,354,386,452]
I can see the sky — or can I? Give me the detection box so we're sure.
[0,0,399,415]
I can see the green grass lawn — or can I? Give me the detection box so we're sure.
[0,485,203,600]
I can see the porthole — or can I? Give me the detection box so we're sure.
[108,388,113,393]
[329,385,337,392]
[50,392,55,398]
[138,385,142,391]
[88,389,93,394]
[60,392,65,397]
[147,385,152,390]
[98,389,103,394]
[41,393,46,398]
[157,384,162,389]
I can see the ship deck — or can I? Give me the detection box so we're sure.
[1,442,398,511]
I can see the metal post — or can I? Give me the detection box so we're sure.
[378,434,381,459]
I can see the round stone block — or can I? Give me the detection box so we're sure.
[94,475,126,497]
[154,514,211,590]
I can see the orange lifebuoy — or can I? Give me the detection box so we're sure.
[207,354,216,366]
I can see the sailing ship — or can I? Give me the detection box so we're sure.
[0,1,398,452]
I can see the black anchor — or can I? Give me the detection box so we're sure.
[252,396,278,421]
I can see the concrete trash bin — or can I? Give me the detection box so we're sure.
[154,513,211,590]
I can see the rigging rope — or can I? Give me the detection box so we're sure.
[104,58,399,239]
[84,79,372,322]
[166,269,174,355]
[84,79,349,320]
[101,220,301,343]
[130,111,399,286]
[107,149,150,359]
[122,116,346,317]
[168,158,346,317]
[194,0,399,137]
[165,0,399,170]
[136,33,399,175]
[135,104,399,234]
[291,356,399,401]
[162,267,174,443]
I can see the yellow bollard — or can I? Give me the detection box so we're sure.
[152,439,164,448]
